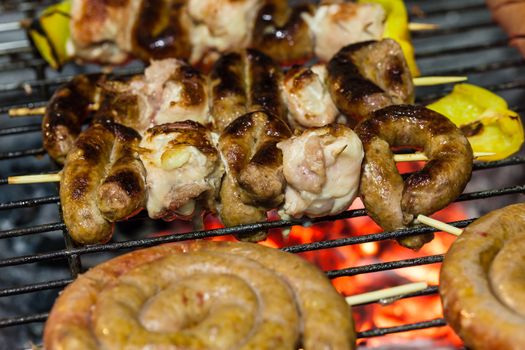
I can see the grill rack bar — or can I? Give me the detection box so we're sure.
[0,182,523,240]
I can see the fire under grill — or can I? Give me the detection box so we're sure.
[0,0,524,348]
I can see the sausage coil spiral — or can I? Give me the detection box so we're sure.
[44,241,355,350]
[440,203,525,350]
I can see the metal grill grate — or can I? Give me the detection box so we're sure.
[0,0,524,348]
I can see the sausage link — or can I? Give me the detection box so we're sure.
[440,203,525,350]
[486,0,525,57]
[327,39,414,127]
[96,123,146,222]
[42,74,104,164]
[218,111,291,241]
[246,49,288,121]
[209,52,248,131]
[44,241,355,350]
[356,105,473,250]
[251,1,314,65]
[60,123,115,245]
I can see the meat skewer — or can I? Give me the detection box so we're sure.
[29,0,428,71]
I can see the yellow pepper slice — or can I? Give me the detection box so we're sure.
[427,84,524,161]
[27,0,71,70]
[358,0,420,77]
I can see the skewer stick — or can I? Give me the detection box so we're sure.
[7,76,467,117]
[408,22,440,31]
[416,214,463,236]
[8,172,61,184]
[394,151,494,162]
[8,106,46,117]
[6,152,495,185]
[345,282,428,306]
[413,76,468,86]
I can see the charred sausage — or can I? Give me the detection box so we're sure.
[440,203,525,350]
[218,111,291,241]
[356,105,473,250]
[96,122,146,222]
[252,1,314,64]
[327,39,414,127]
[42,74,104,164]
[60,122,115,245]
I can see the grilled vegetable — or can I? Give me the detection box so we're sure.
[27,0,71,70]
[428,83,524,161]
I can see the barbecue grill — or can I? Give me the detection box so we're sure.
[0,0,524,348]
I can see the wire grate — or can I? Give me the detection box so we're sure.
[0,0,524,348]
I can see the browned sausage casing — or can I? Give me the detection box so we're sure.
[252,1,314,64]
[356,105,473,250]
[44,241,355,350]
[96,122,146,222]
[218,111,292,241]
[440,203,525,350]
[209,49,287,131]
[42,74,104,164]
[60,122,115,245]
[327,39,414,127]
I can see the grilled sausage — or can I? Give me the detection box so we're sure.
[96,123,146,222]
[209,49,287,131]
[60,122,115,245]
[44,241,355,350]
[246,49,288,121]
[218,111,291,241]
[356,105,473,250]
[42,74,104,164]
[440,203,525,350]
[252,1,314,64]
[209,52,248,131]
[486,0,525,57]
[327,39,414,127]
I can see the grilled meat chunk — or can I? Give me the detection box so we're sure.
[281,64,339,128]
[278,124,363,218]
[356,105,473,250]
[218,111,291,241]
[187,0,264,64]
[129,58,210,132]
[139,121,223,221]
[303,1,385,62]
[327,39,414,127]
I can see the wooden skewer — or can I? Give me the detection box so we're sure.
[7,76,467,117]
[408,22,440,31]
[7,173,62,184]
[416,214,463,236]
[394,151,494,162]
[6,152,494,185]
[345,281,428,306]
[412,76,468,86]
[8,106,46,117]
